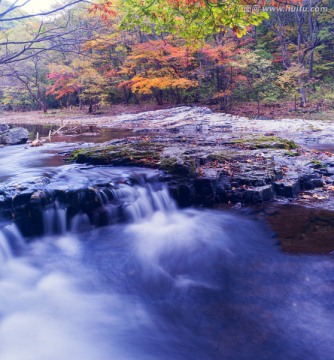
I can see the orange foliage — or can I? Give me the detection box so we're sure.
[200,42,240,66]
[120,76,197,95]
[89,1,117,23]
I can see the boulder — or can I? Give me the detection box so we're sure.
[0,124,9,132]
[0,127,29,145]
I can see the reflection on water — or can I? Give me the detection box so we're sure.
[309,144,334,153]
[0,124,138,184]
[266,204,334,254]
[0,142,76,183]
[14,123,135,144]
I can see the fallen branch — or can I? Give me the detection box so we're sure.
[51,121,70,135]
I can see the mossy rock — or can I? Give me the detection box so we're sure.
[71,143,163,167]
[309,159,325,168]
[284,151,300,157]
[160,157,196,177]
[71,142,196,178]
[231,136,297,150]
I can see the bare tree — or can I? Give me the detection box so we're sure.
[0,0,87,22]
[0,0,94,64]
[3,55,50,112]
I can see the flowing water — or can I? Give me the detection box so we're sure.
[1,142,334,360]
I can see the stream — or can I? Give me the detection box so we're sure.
[1,138,334,360]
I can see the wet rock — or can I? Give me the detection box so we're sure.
[244,185,274,203]
[299,173,323,190]
[194,177,217,206]
[12,190,35,207]
[317,167,334,176]
[4,106,334,213]
[30,139,43,147]
[274,179,300,198]
[0,124,9,132]
[218,174,232,190]
[169,183,193,208]
[31,190,48,203]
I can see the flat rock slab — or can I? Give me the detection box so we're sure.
[69,111,334,207]
[1,107,333,209]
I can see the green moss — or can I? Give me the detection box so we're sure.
[160,157,178,170]
[230,136,297,150]
[206,153,229,162]
[284,151,300,157]
[310,159,325,168]
[70,142,165,168]
[159,157,196,177]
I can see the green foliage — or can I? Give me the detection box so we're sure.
[118,0,269,42]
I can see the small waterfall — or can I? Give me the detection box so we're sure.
[67,177,176,232]
[0,224,25,263]
[10,170,177,237]
[70,213,92,233]
[43,202,67,235]
[0,231,12,262]
[122,185,175,222]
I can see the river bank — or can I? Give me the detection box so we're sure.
[2,106,334,211]
[1,106,334,252]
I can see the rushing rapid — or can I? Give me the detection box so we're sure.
[1,142,334,360]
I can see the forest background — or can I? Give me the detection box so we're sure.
[0,0,333,119]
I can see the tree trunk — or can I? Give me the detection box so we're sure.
[79,97,83,110]
[123,86,132,104]
[153,89,163,105]
[294,95,297,111]
[216,67,222,92]
[39,100,47,113]
[88,98,93,113]
[299,87,307,107]
[308,0,315,79]
[308,49,314,79]
[296,13,307,107]
[298,78,307,107]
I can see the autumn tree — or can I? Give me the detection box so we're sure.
[231,50,280,116]
[0,82,33,111]
[47,57,108,112]
[276,63,308,111]
[258,0,334,107]
[118,39,198,105]
[195,36,244,109]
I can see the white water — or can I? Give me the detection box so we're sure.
[1,166,334,359]
[0,231,150,360]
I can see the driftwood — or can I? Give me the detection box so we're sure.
[31,132,43,147]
